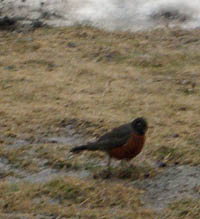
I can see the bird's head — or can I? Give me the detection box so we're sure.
[131,117,148,135]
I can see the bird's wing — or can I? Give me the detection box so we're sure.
[89,122,133,151]
[98,122,132,142]
[84,136,130,151]
[71,123,133,152]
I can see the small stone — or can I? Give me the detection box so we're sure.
[172,133,179,138]
[182,80,190,85]
[156,161,167,168]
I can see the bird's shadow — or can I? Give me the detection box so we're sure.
[92,165,155,180]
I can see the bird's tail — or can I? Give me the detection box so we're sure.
[70,145,89,153]
[70,142,103,153]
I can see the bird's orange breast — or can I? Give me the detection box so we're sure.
[108,133,145,160]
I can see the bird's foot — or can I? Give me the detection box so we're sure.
[93,169,111,179]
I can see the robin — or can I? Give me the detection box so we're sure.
[70,117,148,171]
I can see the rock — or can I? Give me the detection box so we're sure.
[156,161,167,168]
[0,16,17,30]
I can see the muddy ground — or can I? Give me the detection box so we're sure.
[1,127,200,210]
[0,3,200,218]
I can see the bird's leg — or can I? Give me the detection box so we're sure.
[102,155,111,178]
[99,155,112,179]
[118,160,133,178]
[107,155,111,172]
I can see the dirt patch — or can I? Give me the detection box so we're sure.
[20,168,89,184]
[0,123,91,184]
[133,165,200,210]
[2,129,200,212]
[1,110,200,214]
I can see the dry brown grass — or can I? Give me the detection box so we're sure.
[0,26,200,218]
[0,178,155,218]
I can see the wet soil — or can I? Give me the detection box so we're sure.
[1,123,200,211]
[132,165,200,210]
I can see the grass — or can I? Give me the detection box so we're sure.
[0,25,200,218]
[0,178,154,218]
[167,199,200,219]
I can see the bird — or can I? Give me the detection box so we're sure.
[70,117,148,172]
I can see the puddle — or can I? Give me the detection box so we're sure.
[132,165,200,210]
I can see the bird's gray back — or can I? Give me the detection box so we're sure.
[97,122,132,142]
